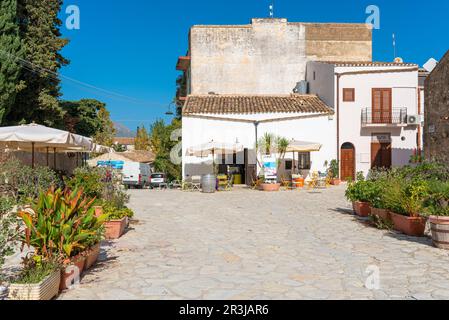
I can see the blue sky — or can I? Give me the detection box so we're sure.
[59,0,449,133]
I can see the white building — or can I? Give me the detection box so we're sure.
[182,94,335,183]
[306,61,422,180]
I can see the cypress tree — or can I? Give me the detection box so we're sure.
[0,0,23,125]
[7,0,69,126]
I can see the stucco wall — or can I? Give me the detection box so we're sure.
[189,19,372,95]
[425,51,449,163]
[308,62,420,176]
[182,114,336,179]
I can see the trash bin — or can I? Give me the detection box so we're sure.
[201,174,216,193]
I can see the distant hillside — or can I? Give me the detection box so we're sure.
[114,122,135,137]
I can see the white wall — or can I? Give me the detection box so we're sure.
[309,62,420,177]
[182,113,336,179]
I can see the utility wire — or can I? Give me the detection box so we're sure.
[0,49,168,108]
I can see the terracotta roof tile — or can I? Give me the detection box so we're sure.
[183,94,333,115]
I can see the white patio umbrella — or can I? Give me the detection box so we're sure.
[187,140,244,173]
[0,123,98,168]
[286,140,322,174]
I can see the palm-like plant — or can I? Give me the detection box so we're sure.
[258,133,276,155]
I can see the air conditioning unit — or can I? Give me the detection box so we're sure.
[407,115,419,125]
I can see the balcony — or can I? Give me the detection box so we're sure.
[361,108,408,127]
[176,56,191,71]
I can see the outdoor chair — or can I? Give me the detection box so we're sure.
[224,174,234,191]
[169,180,182,190]
[280,175,291,190]
[250,175,264,190]
[191,176,202,191]
[182,179,193,192]
[217,174,228,191]
[306,172,320,190]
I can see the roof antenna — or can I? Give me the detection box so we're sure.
[269,0,274,18]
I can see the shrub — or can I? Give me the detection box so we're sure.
[423,180,449,217]
[65,166,105,199]
[0,158,61,202]
[0,197,20,272]
[104,204,134,221]
[12,256,60,284]
[345,180,377,203]
[329,160,339,179]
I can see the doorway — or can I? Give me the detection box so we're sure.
[371,142,392,169]
[341,142,355,181]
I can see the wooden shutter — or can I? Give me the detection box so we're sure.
[343,88,355,102]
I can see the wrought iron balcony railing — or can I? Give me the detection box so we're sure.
[361,108,408,126]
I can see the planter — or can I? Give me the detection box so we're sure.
[104,217,127,239]
[331,179,341,186]
[8,270,60,300]
[261,183,281,192]
[390,212,426,237]
[84,243,101,270]
[93,206,103,217]
[429,216,449,250]
[352,201,371,217]
[60,255,86,291]
[371,207,391,222]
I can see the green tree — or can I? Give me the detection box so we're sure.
[0,0,23,124]
[135,126,151,151]
[94,107,115,147]
[149,119,182,181]
[61,99,108,136]
[6,0,69,126]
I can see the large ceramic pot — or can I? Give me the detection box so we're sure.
[60,255,86,291]
[84,243,101,270]
[429,216,449,250]
[261,183,281,192]
[390,212,426,237]
[371,207,391,222]
[353,201,371,217]
[8,270,60,300]
[104,217,127,239]
[331,179,341,186]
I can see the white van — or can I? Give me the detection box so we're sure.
[122,162,151,188]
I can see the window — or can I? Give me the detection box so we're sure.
[343,88,355,102]
[285,160,293,170]
[298,152,311,170]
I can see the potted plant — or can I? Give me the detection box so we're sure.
[104,205,134,239]
[423,180,449,249]
[384,177,428,237]
[368,178,391,222]
[329,160,341,185]
[258,134,288,192]
[18,188,108,291]
[8,256,60,301]
[345,180,374,217]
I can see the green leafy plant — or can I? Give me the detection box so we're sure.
[104,204,134,221]
[329,160,339,179]
[65,167,105,199]
[18,188,108,261]
[0,197,20,272]
[12,255,60,285]
[345,180,377,203]
[423,180,449,217]
[369,214,394,230]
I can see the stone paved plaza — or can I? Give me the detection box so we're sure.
[58,185,449,300]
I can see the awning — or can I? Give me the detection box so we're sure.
[286,141,322,153]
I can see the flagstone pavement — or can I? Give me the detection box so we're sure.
[58,185,449,300]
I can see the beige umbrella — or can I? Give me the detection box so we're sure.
[0,123,97,168]
[187,140,244,174]
[286,140,322,174]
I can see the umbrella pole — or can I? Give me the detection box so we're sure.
[293,151,295,175]
[212,149,215,175]
[46,147,49,166]
[31,142,35,169]
[53,148,57,170]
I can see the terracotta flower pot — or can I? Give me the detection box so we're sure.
[429,216,449,250]
[93,206,103,217]
[352,201,371,217]
[60,255,86,291]
[8,270,60,300]
[371,207,391,221]
[84,243,101,270]
[331,179,341,186]
[261,183,281,192]
[104,217,127,239]
[390,212,427,237]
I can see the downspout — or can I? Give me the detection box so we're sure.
[254,121,260,173]
[336,74,341,179]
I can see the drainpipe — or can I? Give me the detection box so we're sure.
[254,121,260,173]
[336,74,341,179]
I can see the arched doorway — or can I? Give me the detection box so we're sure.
[341,142,355,181]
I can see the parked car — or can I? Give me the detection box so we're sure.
[149,173,167,189]
[122,162,151,189]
